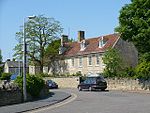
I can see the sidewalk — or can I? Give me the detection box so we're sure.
[0,90,71,113]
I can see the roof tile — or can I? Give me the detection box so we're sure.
[63,33,119,57]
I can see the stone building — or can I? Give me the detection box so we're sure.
[59,31,138,75]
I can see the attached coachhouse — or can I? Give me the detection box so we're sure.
[59,31,138,75]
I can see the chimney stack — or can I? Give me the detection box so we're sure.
[61,35,68,46]
[78,31,85,42]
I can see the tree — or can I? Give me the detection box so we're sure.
[13,15,63,73]
[135,61,150,79]
[44,39,67,74]
[115,0,150,54]
[135,52,150,79]
[0,49,2,64]
[102,48,124,77]
[0,49,3,77]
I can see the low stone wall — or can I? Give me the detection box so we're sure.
[106,78,142,91]
[45,77,79,88]
[45,77,150,91]
[0,89,22,106]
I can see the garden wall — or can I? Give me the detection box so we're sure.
[45,77,150,91]
[0,89,22,106]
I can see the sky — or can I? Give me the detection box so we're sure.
[0,0,131,61]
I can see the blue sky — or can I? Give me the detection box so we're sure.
[0,0,131,61]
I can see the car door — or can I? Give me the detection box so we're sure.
[82,78,91,89]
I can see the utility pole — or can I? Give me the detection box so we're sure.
[23,15,36,102]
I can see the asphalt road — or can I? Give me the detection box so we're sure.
[27,89,150,113]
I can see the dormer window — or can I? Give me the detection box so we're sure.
[80,40,86,51]
[99,36,106,48]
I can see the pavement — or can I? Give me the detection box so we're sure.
[0,90,71,113]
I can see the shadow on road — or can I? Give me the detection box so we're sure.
[80,90,109,92]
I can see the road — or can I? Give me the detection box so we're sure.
[27,89,150,113]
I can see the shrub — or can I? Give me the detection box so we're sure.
[102,48,124,78]
[135,61,150,80]
[120,67,136,78]
[37,73,50,77]
[0,73,11,80]
[15,74,45,98]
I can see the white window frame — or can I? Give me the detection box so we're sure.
[80,40,86,51]
[88,55,92,66]
[79,57,82,67]
[96,54,100,65]
[72,58,74,67]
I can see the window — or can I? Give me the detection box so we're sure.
[99,36,106,48]
[88,56,92,65]
[72,58,74,67]
[99,40,103,48]
[80,40,86,51]
[79,57,82,67]
[96,54,100,65]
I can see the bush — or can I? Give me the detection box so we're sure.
[0,73,11,80]
[120,67,136,78]
[135,61,150,80]
[37,73,50,77]
[15,74,45,98]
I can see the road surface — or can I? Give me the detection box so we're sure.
[27,89,150,113]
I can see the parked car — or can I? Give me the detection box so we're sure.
[10,74,19,80]
[46,80,58,89]
[78,73,107,91]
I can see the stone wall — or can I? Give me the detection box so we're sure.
[107,78,142,91]
[46,77,150,91]
[0,90,22,106]
[45,77,79,88]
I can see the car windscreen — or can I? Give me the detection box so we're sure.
[83,77,96,84]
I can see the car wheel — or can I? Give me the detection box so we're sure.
[78,86,82,91]
[89,86,92,91]
[101,88,106,91]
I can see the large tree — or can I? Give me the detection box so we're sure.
[13,15,63,73]
[0,49,2,63]
[0,49,3,77]
[102,48,124,77]
[115,0,150,54]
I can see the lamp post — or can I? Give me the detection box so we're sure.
[23,15,36,102]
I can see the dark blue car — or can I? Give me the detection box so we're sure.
[78,73,107,91]
[46,80,58,89]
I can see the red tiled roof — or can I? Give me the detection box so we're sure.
[63,33,120,57]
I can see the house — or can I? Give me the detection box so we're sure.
[4,59,28,75]
[59,31,138,75]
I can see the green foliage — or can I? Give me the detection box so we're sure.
[102,48,124,78]
[0,49,2,64]
[73,71,82,76]
[13,15,63,73]
[115,0,150,54]
[15,74,45,98]
[38,73,50,77]
[0,73,11,80]
[135,61,150,80]
[121,67,136,78]
[135,52,150,79]
[44,39,61,64]
[139,52,150,63]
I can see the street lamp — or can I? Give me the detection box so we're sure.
[23,15,36,101]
